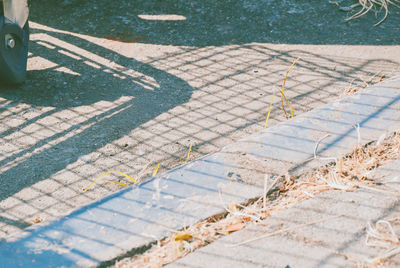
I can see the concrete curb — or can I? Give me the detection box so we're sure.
[1,77,400,267]
[169,159,400,268]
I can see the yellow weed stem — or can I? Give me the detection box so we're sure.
[264,95,275,129]
[280,58,300,119]
[83,170,137,192]
[153,164,160,177]
[185,144,193,163]
[103,180,130,187]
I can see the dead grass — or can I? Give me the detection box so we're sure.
[342,72,386,97]
[331,0,400,26]
[112,61,398,268]
[113,132,400,268]
[112,62,396,268]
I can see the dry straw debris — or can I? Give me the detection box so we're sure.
[331,0,400,26]
[362,217,400,267]
[114,132,400,268]
[342,71,385,97]
[113,60,397,268]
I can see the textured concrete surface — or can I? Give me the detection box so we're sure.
[0,77,399,266]
[0,161,262,267]
[170,159,400,268]
[1,0,400,240]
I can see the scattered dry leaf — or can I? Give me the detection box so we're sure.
[32,217,43,224]
[243,216,252,222]
[225,223,245,234]
[174,233,192,242]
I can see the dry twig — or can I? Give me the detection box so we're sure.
[338,0,400,26]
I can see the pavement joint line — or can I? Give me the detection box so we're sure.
[0,76,400,267]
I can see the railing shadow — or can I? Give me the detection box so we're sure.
[0,23,399,239]
[0,0,399,262]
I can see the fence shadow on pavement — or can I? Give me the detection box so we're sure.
[0,0,400,265]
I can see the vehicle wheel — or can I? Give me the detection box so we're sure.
[0,17,29,84]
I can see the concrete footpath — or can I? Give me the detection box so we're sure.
[170,159,400,268]
[1,77,400,267]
